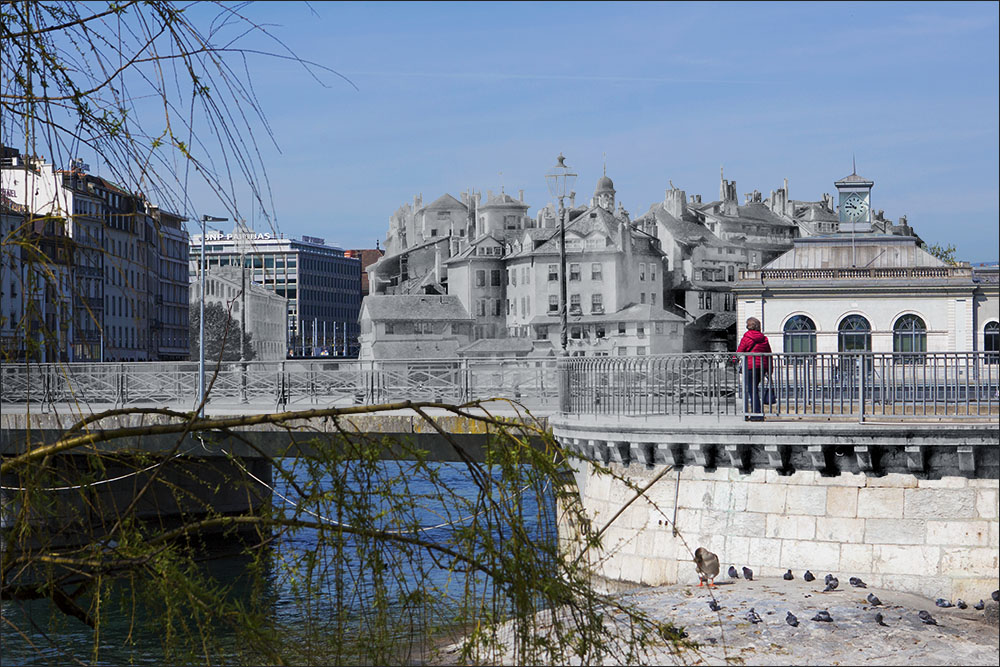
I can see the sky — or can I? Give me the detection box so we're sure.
[177,2,999,261]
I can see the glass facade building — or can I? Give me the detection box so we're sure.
[189,231,362,356]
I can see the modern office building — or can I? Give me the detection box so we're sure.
[189,231,362,356]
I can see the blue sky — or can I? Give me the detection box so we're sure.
[182,1,998,261]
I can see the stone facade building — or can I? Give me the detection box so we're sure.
[358,294,473,360]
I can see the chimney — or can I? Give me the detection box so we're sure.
[569,191,576,207]
[664,187,687,219]
[461,191,469,206]
[518,189,524,202]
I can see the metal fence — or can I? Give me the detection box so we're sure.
[0,358,559,412]
[564,351,1000,421]
[4,352,998,421]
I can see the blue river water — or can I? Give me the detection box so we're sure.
[1,460,557,665]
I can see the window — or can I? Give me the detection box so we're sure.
[728,265,735,281]
[491,269,502,286]
[651,292,656,306]
[536,325,549,339]
[637,346,647,355]
[494,299,503,316]
[893,314,926,362]
[549,296,558,313]
[985,321,999,364]
[618,322,626,335]
[522,267,530,284]
[569,263,580,281]
[591,263,603,281]
[548,264,558,282]
[595,325,605,338]
[571,326,582,340]
[650,263,656,282]
[705,292,712,310]
[654,322,664,335]
[838,314,871,353]
[591,293,603,313]
[698,292,705,310]
[570,294,581,314]
[640,293,646,304]
[639,263,646,281]
[783,315,816,354]
[385,322,395,335]
[637,325,645,338]
[477,299,487,317]
[617,347,628,356]
[475,270,486,287]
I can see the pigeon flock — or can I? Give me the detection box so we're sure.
[692,547,995,631]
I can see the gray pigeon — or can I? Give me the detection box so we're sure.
[867,593,882,606]
[875,612,888,627]
[993,590,999,602]
[783,569,794,581]
[974,600,985,610]
[824,573,834,585]
[708,599,722,612]
[956,599,967,609]
[935,598,954,608]
[694,547,721,588]
[803,570,815,582]
[742,566,754,581]
[811,610,833,622]
[823,578,839,592]
[728,565,740,579]
[918,610,937,625]
[747,607,763,624]
[786,611,799,627]
[849,576,867,588]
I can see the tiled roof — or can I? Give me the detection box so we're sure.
[638,204,727,247]
[691,312,738,331]
[362,295,473,321]
[528,302,684,325]
[481,192,528,209]
[531,205,624,254]
[735,203,797,227]
[835,172,873,185]
[421,193,467,211]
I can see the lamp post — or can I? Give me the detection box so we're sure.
[545,153,577,355]
[198,214,228,416]
[234,220,253,403]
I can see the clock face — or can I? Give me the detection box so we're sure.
[842,193,869,222]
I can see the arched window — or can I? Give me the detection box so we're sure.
[986,321,1000,364]
[838,314,871,353]
[783,315,816,354]
[893,314,926,362]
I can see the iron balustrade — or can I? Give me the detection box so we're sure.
[2,352,997,420]
[0,358,560,412]
[563,351,999,421]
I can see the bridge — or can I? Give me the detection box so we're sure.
[3,352,998,601]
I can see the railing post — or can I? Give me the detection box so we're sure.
[858,354,866,424]
[558,355,571,414]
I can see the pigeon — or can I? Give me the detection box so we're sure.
[785,611,799,627]
[823,577,839,592]
[811,610,833,622]
[867,593,882,606]
[956,599,967,610]
[708,599,722,612]
[803,570,815,582]
[783,569,794,581]
[918,610,937,625]
[935,598,954,608]
[728,565,740,579]
[974,600,985,610]
[694,547,721,588]
[875,612,888,627]
[742,566,754,581]
[993,590,999,602]
[849,577,867,588]
[824,573,835,585]
[747,607,762,624]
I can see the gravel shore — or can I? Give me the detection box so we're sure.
[434,577,999,665]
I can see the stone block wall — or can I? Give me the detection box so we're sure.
[573,462,999,601]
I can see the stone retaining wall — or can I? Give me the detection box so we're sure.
[572,461,999,602]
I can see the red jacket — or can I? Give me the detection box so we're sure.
[737,329,771,371]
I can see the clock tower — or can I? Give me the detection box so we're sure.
[835,162,874,233]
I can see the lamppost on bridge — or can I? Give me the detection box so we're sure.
[545,153,577,355]
[198,214,228,417]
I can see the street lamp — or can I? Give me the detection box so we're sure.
[198,214,228,416]
[545,153,577,355]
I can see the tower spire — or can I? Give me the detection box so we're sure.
[852,153,856,175]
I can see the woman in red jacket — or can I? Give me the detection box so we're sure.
[737,317,771,420]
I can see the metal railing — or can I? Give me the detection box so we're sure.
[564,351,1000,421]
[3,352,998,421]
[0,358,560,412]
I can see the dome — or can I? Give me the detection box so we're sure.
[595,175,614,193]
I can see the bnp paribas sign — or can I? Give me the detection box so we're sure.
[206,230,272,241]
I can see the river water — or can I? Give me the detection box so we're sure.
[1,460,557,665]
